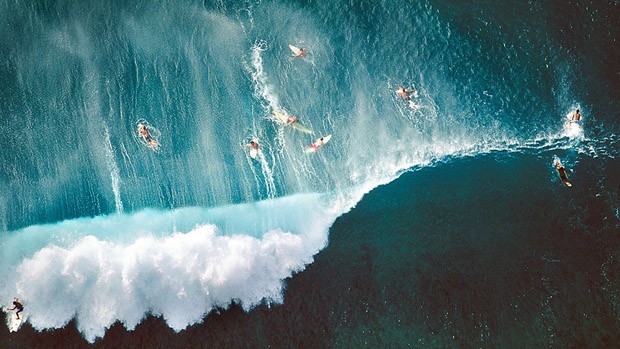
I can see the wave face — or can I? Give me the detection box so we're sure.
[0,0,617,343]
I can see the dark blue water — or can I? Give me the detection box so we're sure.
[1,0,619,347]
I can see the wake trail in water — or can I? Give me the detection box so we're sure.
[248,40,280,117]
[103,126,124,214]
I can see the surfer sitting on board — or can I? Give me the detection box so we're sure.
[7,298,23,320]
[396,86,417,101]
[570,109,581,124]
[138,123,160,150]
[554,159,572,188]
[248,140,259,150]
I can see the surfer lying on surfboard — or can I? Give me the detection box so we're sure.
[247,140,260,159]
[138,123,160,151]
[554,159,572,188]
[396,86,417,101]
[289,45,308,58]
[286,116,298,125]
[248,140,259,150]
[396,86,420,109]
[273,111,314,134]
[7,298,23,320]
[305,135,332,154]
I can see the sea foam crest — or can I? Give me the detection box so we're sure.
[1,194,334,342]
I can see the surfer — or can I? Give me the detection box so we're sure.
[309,137,326,151]
[291,47,308,58]
[570,109,581,124]
[138,123,160,150]
[286,116,299,125]
[248,140,259,150]
[554,159,572,187]
[7,298,23,320]
[396,86,417,101]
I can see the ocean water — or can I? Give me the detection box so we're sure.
[1,0,618,347]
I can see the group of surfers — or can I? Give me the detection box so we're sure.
[5,58,586,325]
[138,46,313,155]
[6,47,309,321]
[134,44,581,187]
[246,45,327,155]
[398,87,580,189]
[6,37,586,326]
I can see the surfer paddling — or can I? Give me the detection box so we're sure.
[308,137,325,151]
[396,86,417,101]
[7,298,23,320]
[396,86,420,109]
[138,123,160,151]
[247,140,260,159]
[289,44,308,59]
[248,140,259,150]
[554,159,572,188]
[305,135,332,154]
[286,115,299,125]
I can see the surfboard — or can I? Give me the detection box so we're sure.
[305,134,332,154]
[289,44,303,56]
[273,111,314,135]
[6,312,24,332]
[249,147,258,159]
[566,120,582,135]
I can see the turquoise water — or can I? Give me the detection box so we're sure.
[1,0,619,347]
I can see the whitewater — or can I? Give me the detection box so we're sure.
[1,0,617,343]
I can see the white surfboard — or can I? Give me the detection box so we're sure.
[565,120,582,137]
[305,134,332,154]
[249,147,258,159]
[289,44,303,57]
[6,311,24,332]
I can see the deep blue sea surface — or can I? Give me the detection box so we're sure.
[1,0,619,347]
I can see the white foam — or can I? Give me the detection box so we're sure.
[561,107,584,141]
[0,194,335,342]
[103,126,124,214]
[248,40,281,113]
